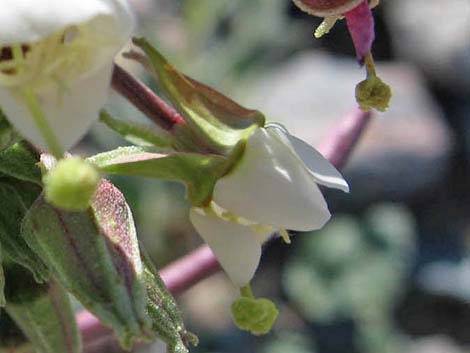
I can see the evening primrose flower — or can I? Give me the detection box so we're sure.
[190,124,349,287]
[0,0,134,155]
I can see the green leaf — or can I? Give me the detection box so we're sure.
[4,264,81,353]
[0,180,49,283]
[132,38,264,154]
[0,109,20,152]
[89,146,229,206]
[21,180,152,349]
[0,142,41,185]
[100,110,173,148]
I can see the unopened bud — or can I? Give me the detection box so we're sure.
[44,157,100,211]
[22,180,151,348]
[355,75,392,112]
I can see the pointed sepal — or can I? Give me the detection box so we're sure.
[143,253,198,353]
[130,38,265,154]
[89,146,229,206]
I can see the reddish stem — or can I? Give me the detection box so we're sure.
[78,107,372,350]
[111,64,185,130]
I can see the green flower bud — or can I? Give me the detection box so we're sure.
[355,75,392,112]
[231,297,279,335]
[22,180,152,349]
[44,157,100,211]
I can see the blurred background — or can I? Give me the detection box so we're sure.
[80,1,469,352]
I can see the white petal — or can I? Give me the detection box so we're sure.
[0,64,113,150]
[190,209,265,287]
[214,128,331,231]
[0,0,134,45]
[266,124,349,192]
[288,134,349,192]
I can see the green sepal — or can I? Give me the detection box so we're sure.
[143,255,198,353]
[142,249,198,351]
[132,37,265,154]
[4,263,81,353]
[0,180,49,283]
[0,141,41,185]
[89,146,229,206]
[100,110,174,148]
[21,180,152,349]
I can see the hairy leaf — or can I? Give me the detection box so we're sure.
[0,180,48,282]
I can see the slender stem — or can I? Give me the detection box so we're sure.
[22,88,64,158]
[111,64,185,130]
[78,107,372,351]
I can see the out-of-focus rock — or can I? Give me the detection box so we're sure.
[238,52,453,207]
[385,0,470,92]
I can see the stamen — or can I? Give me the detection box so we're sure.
[279,229,291,244]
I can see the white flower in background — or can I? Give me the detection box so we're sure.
[190,124,349,287]
[0,0,134,153]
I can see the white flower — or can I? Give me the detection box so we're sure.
[190,124,349,287]
[0,0,134,151]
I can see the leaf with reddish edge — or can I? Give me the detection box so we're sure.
[344,0,375,63]
[21,180,152,349]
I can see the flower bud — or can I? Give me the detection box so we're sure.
[22,179,152,348]
[44,157,100,211]
[355,75,392,112]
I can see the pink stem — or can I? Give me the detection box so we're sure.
[78,107,372,350]
[111,64,185,130]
